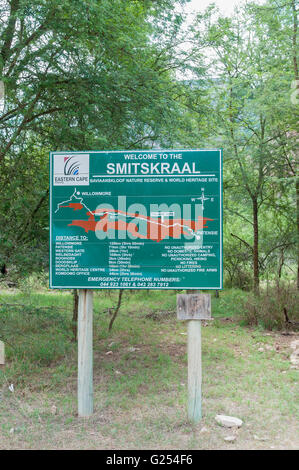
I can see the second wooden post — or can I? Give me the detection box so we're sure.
[187,318,202,422]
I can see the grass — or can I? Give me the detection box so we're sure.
[0,287,298,449]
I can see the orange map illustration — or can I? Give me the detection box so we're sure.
[55,191,213,242]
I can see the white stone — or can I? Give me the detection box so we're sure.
[224,435,236,442]
[128,346,140,352]
[215,415,243,428]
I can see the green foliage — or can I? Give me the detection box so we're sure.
[0,0,298,291]
[188,0,299,288]
[0,0,194,278]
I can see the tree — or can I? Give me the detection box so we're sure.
[245,0,299,288]
[0,0,192,276]
[188,2,298,291]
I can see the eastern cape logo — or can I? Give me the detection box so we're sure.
[64,156,80,175]
[53,153,90,186]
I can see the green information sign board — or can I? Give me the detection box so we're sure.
[50,149,222,289]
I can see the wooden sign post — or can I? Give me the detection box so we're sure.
[177,291,211,424]
[78,289,93,417]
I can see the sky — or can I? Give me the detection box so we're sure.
[175,0,266,78]
[182,0,247,17]
[174,0,247,78]
[180,0,266,20]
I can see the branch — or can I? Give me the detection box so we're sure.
[128,135,158,148]
[260,241,296,265]
[0,88,43,163]
[226,208,253,226]
[6,11,56,76]
[0,0,20,70]
[108,290,124,332]
[22,106,64,125]
[16,189,49,242]
[230,232,253,251]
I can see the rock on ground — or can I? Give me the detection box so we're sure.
[224,435,236,442]
[215,415,243,428]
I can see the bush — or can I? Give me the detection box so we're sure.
[0,301,72,368]
[241,282,299,330]
[224,267,252,290]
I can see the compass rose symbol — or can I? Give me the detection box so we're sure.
[191,189,210,210]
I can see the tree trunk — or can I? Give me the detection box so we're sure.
[292,0,299,289]
[108,289,124,332]
[278,249,285,286]
[296,178,299,290]
[252,197,259,293]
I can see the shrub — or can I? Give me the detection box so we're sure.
[0,301,72,367]
[241,282,299,330]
